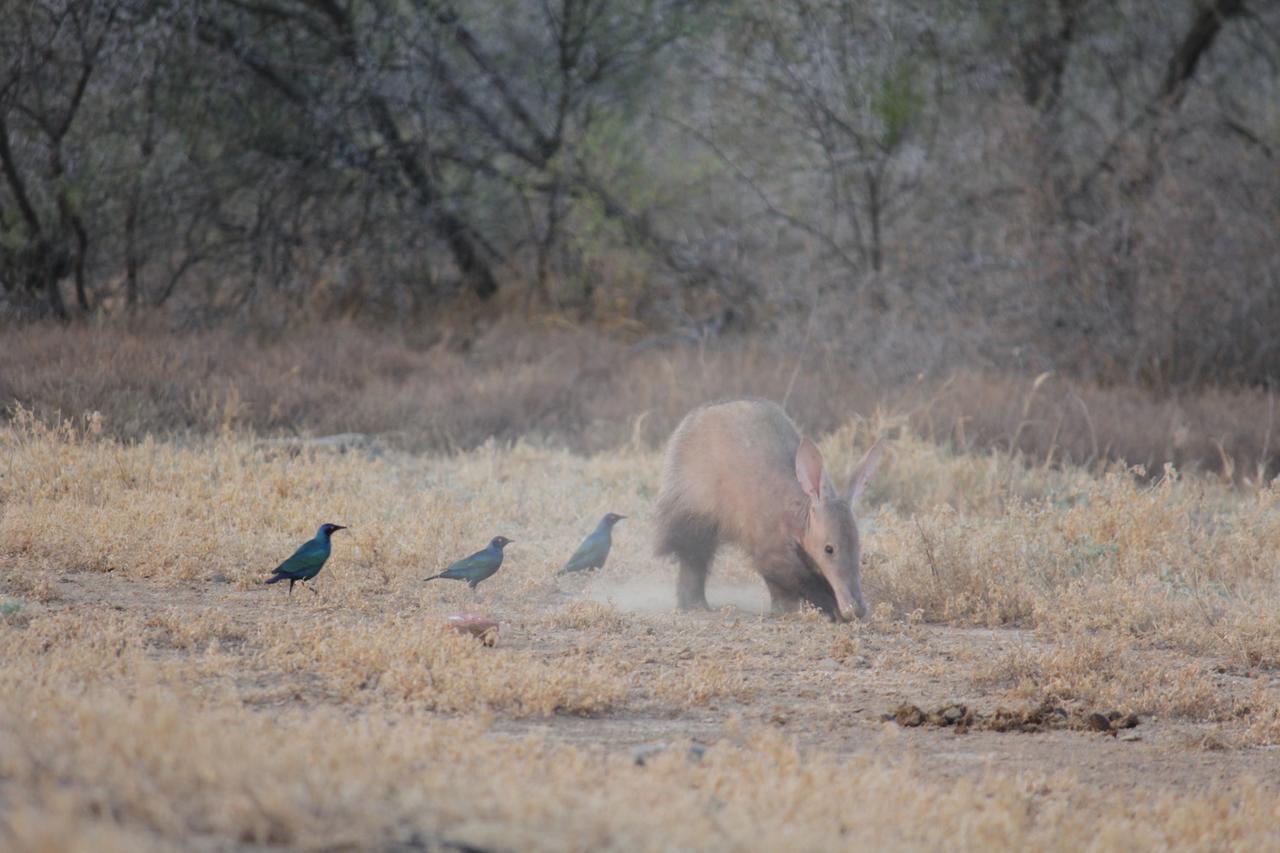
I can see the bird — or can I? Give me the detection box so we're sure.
[558,512,625,575]
[264,523,346,595]
[426,536,513,590]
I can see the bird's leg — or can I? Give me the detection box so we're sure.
[288,579,295,596]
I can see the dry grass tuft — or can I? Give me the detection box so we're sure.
[260,616,627,716]
[548,599,631,632]
[979,636,1224,720]
[651,658,755,707]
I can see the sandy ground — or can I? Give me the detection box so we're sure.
[37,565,1280,799]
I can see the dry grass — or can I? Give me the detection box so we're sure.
[258,616,628,716]
[978,636,1226,720]
[7,671,1279,851]
[4,385,1280,847]
[3,322,1279,480]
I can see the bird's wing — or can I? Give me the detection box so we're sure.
[451,549,501,576]
[563,534,607,572]
[273,539,328,576]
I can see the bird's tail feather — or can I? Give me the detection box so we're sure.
[264,575,283,585]
[425,574,442,582]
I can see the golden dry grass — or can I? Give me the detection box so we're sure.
[3,405,1280,849]
[4,322,1279,480]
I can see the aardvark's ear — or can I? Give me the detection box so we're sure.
[847,438,885,506]
[795,438,827,505]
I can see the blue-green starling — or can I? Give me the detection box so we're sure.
[426,536,512,590]
[558,513,625,575]
[265,523,346,595]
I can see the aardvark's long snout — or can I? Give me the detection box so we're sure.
[833,580,868,620]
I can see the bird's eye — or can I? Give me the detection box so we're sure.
[824,544,834,555]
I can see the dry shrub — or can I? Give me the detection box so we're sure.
[979,635,1226,721]
[826,633,862,661]
[870,506,1040,625]
[865,454,1280,661]
[1240,686,1280,746]
[0,557,60,603]
[817,419,1098,514]
[910,370,1280,483]
[548,600,631,632]
[4,323,1279,479]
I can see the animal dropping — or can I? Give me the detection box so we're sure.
[655,400,883,621]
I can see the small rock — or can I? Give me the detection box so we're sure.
[939,704,967,725]
[1117,713,1140,729]
[1200,733,1228,751]
[816,658,840,671]
[894,704,926,727]
[632,743,668,766]
[1119,732,1142,742]
[1086,712,1111,732]
[632,742,707,766]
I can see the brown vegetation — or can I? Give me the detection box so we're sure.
[5,1,1278,844]
[3,322,1278,482]
[3,372,1280,847]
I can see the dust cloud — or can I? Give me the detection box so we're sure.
[585,575,770,616]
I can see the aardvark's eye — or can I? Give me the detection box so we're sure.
[824,544,834,555]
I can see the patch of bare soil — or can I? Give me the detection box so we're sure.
[33,569,1280,798]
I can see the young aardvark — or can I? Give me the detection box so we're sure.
[655,399,883,621]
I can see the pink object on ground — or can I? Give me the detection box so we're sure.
[446,613,500,646]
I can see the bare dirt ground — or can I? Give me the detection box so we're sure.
[36,567,1280,798]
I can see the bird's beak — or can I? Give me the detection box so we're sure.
[333,525,348,531]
